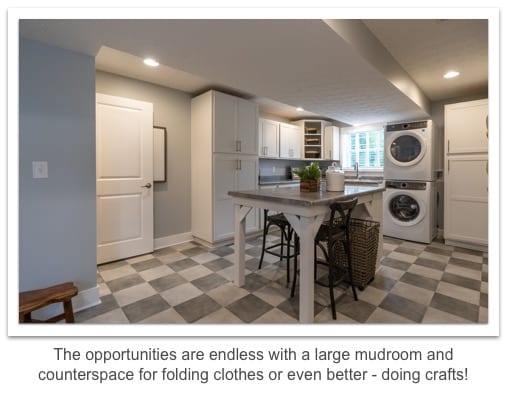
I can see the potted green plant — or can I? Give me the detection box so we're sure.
[293,162,322,192]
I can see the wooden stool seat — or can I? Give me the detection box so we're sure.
[19,282,78,323]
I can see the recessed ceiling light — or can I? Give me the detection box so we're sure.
[143,58,159,67]
[296,107,304,112]
[443,70,460,79]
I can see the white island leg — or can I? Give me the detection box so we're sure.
[285,213,325,323]
[233,204,252,287]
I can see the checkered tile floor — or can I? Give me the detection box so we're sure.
[75,235,488,324]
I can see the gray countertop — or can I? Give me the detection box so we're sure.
[229,183,385,207]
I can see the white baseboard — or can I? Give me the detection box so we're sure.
[31,285,101,321]
[154,232,193,250]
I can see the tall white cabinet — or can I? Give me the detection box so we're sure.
[444,98,488,250]
[191,90,259,245]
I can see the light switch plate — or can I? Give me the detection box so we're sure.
[32,161,48,178]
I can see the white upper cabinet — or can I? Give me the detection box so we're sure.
[213,90,258,155]
[445,99,488,154]
[279,122,302,159]
[323,125,340,161]
[259,118,279,157]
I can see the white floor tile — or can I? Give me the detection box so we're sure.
[113,283,157,307]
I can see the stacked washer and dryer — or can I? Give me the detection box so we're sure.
[383,120,438,244]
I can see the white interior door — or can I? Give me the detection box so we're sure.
[96,93,154,264]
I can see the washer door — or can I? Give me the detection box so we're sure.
[385,130,427,167]
[387,191,426,226]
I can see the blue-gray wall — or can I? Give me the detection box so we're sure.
[19,39,97,292]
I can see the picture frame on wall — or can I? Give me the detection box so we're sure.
[154,126,167,182]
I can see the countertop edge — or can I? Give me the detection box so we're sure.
[229,184,386,207]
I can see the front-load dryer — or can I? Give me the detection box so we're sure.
[384,120,436,181]
[383,180,437,244]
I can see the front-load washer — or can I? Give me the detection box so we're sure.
[383,180,437,244]
[384,120,436,181]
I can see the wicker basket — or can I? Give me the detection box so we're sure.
[334,218,380,290]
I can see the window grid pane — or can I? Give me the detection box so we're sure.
[344,129,384,169]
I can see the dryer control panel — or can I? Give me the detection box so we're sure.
[385,180,427,190]
[386,120,429,132]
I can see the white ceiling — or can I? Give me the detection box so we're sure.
[20,19,488,125]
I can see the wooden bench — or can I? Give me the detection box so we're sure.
[19,282,78,323]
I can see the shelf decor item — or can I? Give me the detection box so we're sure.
[293,162,321,192]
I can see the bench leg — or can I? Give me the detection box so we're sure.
[63,300,75,323]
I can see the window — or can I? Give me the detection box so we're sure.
[340,124,385,169]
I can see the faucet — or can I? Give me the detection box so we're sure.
[354,162,359,179]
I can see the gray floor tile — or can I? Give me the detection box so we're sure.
[153,246,177,256]
[168,258,199,272]
[336,295,377,323]
[226,294,274,323]
[424,246,453,256]
[203,257,233,272]
[430,293,478,322]
[381,257,412,271]
[366,307,414,324]
[173,294,222,323]
[379,293,427,323]
[449,257,483,271]
[98,260,128,272]
[75,294,118,321]
[480,292,488,308]
[369,274,397,292]
[393,246,422,256]
[81,308,130,324]
[191,273,229,292]
[211,245,235,257]
[413,257,447,271]
[149,273,187,292]
[242,272,273,292]
[106,273,145,292]
[122,294,171,323]
[399,271,439,291]
[131,258,163,272]
[276,297,325,320]
[453,246,484,256]
[441,272,481,291]
[182,246,210,257]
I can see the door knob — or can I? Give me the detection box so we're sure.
[141,183,152,189]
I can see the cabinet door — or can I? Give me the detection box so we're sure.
[444,154,488,246]
[445,99,488,154]
[324,126,340,161]
[280,123,301,158]
[213,155,259,241]
[237,98,258,155]
[213,155,237,240]
[236,156,259,232]
[213,91,238,153]
[259,119,279,157]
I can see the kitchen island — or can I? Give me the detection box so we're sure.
[228,183,385,323]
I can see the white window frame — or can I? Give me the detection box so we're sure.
[340,123,385,171]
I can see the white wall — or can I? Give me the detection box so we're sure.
[96,71,192,239]
[19,39,97,292]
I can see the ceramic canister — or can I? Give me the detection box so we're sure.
[326,162,345,192]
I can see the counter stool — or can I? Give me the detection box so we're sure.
[291,198,358,319]
[19,282,78,323]
[258,209,299,284]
